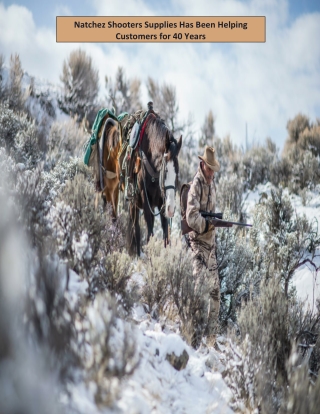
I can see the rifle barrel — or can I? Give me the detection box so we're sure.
[200,211,252,227]
[210,218,252,227]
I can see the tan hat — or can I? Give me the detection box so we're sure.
[198,146,220,171]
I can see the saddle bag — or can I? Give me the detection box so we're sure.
[180,176,204,219]
[129,121,141,150]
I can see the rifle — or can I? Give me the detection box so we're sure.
[181,211,252,235]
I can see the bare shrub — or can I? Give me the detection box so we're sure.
[47,173,127,285]
[280,360,320,414]
[298,123,320,157]
[309,302,320,379]
[299,187,311,206]
[282,114,320,190]
[288,148,319,192]
[239,278,293,413]
[224,279,290,412]
[251,187,317,296]
[141,237,219,348]
[221,189,320,410]
[269,156,292,188]
[6,53,26,111]
[12,165,51,247]
[216,219,254,330]
[94,250,138,315]
[242,141,277,190]
[47,117,90,168]
[213,135,242,181]
[216,174,245,219]
[59,49,99,122]
[47,174,107,276]
[223,277,320,413]
[166,240,216,348]
[14,118,43,168]
[0,101,43,169]
[199,110,215,150]
[27,77,56,119]
[286,113,310,146]
[0,101,30,152]
[105,66,142,115]
[0,149,51,247]
[221,335,256,412]
[140,236,170,318]
[42,157,93,202]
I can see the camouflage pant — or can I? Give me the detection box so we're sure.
[190,242,220,337]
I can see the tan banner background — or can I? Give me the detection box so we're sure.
[56,16,266,43]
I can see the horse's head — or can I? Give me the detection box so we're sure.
[161,133,182,218]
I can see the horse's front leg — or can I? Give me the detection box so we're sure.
[104,179,117,219]
[145,204,154,243]
[128,202,141,256]
[110,179,119,220]
[141,189,154,243]
[160,213,169,247]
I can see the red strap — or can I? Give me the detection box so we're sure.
[138,113,155,148]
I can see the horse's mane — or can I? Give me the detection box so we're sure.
[145,115,179,173]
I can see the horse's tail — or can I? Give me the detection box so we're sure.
[127,202,140,256]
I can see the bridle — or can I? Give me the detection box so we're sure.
[159,153,176,199]
[160,137,178,198]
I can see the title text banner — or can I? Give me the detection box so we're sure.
[56,16,266,43]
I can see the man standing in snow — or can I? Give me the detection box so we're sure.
[186,146,226,346]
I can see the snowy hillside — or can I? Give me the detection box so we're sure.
[64,271,234,414]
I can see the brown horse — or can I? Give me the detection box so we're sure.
[94,116,122,218]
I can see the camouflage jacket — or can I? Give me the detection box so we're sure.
[186,164,216,251]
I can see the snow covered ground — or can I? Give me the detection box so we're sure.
[64,271,233,414]
[111,324,233,414]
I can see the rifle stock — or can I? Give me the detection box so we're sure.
[181,219,193,236]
